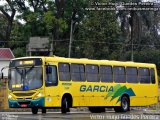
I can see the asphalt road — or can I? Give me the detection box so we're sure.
[0,110,160,120]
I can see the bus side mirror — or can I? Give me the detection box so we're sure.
[0,72,3,79]
[46,66,52,74]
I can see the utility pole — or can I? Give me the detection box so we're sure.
[68,20,73,58]
[130,12,134,61]
[131,38,134,61]
[68,0,77,58]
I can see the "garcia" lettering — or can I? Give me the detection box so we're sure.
[80,85,114,92]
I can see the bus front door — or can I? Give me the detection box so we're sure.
[44,65,60,107]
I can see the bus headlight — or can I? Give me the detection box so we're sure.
[37,92,43,97]
[8,95,12,99]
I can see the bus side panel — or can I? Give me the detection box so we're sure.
[71,82,120,107]
[69,82,89,107]
[128,84,158,106]
[44,86,61,107]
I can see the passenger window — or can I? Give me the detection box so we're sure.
[45,65,58,86]
[126,67,138,83]
[138,68,150,84]
[113,66,126,83]
[58,63,70,81]
[100,65,113,82]
[86,64,99,82]
[71,64,85,81]
[150,68,155,84]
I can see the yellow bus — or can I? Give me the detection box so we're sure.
[4,56,159,114]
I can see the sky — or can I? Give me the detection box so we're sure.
[0,0,7,5]
[0,0,30,24]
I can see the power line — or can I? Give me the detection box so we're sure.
[1,40,160,47]
[0,39,70,43]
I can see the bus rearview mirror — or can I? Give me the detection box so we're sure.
[0,72,3,79]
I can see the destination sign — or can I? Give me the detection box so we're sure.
[9,58,42,67]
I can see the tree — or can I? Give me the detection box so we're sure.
[0,0,16,47]
[74,10,121,59]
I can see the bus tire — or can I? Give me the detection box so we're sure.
[61,98,70,114]
[32,107,38,114]
[121,96,130,112]
[114,96,130,112]
[42,108,46,114]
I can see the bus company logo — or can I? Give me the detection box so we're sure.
[80,84,136,104]
[80,85,114,92]
[105,84,136,103]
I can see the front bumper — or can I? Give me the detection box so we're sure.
[8,97,44,108]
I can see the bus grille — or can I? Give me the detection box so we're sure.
[16,97,32,100]
[13,92,35,97]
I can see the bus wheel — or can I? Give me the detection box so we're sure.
[32,107,38,114]
[42,108,46,114]
[61,98,70,113]
[121,96,130,112]
[114,96,130,112]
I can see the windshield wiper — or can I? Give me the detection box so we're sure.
[15,65,34,76]
[15,67,23,75]
[25,65,34,74]
[15,66,34,90]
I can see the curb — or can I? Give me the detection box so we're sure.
[143,112,160,115]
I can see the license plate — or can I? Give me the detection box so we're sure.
[21,104,27,107]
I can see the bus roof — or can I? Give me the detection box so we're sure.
[11,56,156,68]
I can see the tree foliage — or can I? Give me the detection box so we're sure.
[0,0,160,73]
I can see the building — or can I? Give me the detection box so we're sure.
[0,48,14,77]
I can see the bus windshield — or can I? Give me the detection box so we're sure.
[8,67,43,91]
